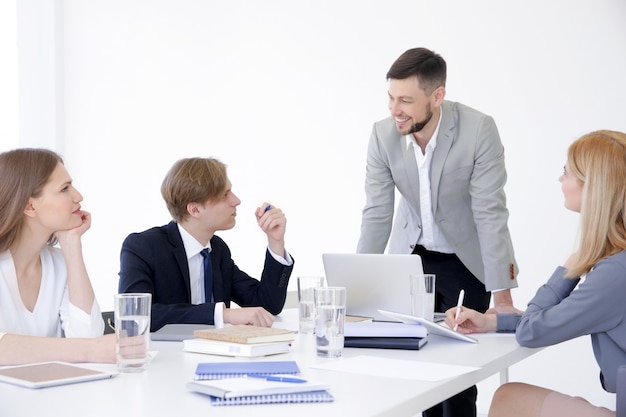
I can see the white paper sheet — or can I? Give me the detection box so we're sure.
[312,355,480,381]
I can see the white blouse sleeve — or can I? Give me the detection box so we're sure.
[48,247,104,338]
[62,300,104,338]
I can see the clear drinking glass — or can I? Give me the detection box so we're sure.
[314,286,346,358]
[114,293,151,372]
[297,276,325,334]
[409,274,436,321]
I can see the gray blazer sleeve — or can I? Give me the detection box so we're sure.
[516,261,626,346]
[514,253,626,392]
[357,120,400,254]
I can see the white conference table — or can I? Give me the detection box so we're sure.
[0,310,540,417]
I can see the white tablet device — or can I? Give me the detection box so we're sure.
[0,361,118,389]
[377,309,478,344]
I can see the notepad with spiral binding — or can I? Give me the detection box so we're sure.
[208,390,335,406]
[186,377,333,406]
[194,361,301,380]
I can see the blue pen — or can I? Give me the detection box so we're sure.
[247,374,307,383]
[264,204,271,213]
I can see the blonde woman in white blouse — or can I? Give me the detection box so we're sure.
[0,148,116,365]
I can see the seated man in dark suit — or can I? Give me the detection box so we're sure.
[118,157,294,331]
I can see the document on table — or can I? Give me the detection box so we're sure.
[312,355,480,381]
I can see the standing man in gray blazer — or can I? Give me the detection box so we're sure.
[357,47,519,417]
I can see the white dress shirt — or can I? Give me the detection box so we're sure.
[177,224,224,326]
[177,223,293,328]
[406,109,454,254]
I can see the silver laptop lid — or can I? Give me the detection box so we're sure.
[322,253,424,321]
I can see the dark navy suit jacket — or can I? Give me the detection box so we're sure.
[118,221,293,331]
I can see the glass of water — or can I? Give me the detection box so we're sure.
[409,274,436,321]
[314,286,346,358]
[297,276,325,334]
[114,293,151,372]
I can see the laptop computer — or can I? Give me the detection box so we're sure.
[322,253,424,322]
[151,323,214,341]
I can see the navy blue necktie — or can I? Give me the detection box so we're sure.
[200,248,213,302]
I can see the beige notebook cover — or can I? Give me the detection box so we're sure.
[194,325,296,344]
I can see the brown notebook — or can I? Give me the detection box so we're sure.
[194,325,296,344]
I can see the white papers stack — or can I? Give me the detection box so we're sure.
[344,321,427,338]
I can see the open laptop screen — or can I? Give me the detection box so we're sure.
[322,253,423,321]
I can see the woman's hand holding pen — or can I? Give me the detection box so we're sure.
[445,306,498,334]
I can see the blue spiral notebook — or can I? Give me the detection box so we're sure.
[187,377,333,406]
[194,360,301,380]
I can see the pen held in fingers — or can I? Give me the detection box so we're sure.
[453,289,465,332]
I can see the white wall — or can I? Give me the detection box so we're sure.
[1,1,18,149]
[13,0,626,413]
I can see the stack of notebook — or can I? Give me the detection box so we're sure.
[343,321,428,350]
[186,360,334,405]
[182,325,296,357]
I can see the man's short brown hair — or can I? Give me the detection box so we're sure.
[386,47,446,94]
[161,157,228,222]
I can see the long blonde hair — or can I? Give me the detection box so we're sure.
[566,130,626,277]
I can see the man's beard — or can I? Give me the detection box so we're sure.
[409,109,433,134]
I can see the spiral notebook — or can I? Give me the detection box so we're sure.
[187,377,333,406]
[208,390,335,406]
[194,361,300,380]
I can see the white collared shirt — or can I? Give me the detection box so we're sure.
[176,223,293,328]
[177,224,224,326]
[177,223,210,305]
[405,109,454,254]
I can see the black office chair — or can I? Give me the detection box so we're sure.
[101,311,115,335]
[617,365,626,417]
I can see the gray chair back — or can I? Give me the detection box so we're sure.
[101,311,115,335]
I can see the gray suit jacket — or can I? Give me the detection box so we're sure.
[357,101,518,291]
